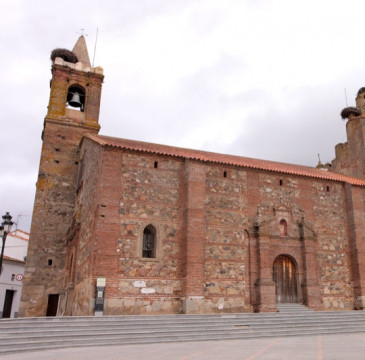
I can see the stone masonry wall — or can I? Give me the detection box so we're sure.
[20,58,103,317]
[95,149,184,315]
[20,121,93,317]
[311,181,353,309]
[65,144,358,315]
[204,165,249,313]
[64,139,104,315]
[256,172,354,310]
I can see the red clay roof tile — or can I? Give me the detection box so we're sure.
[3,255,25,264]
[85,134,365,186]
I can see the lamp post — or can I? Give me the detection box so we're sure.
[0,212,14,276]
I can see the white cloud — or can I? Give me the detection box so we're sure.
[2,0,365,230]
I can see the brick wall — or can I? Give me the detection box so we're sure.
[65,141,361,315]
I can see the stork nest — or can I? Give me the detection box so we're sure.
[50,48,78,63]
[357,87,365,96]
[340,106,361,119]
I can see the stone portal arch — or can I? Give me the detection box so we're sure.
[273,254,298,303]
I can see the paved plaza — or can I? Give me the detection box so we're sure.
[3,333,365,360]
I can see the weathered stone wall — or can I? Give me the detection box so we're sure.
[73,146,358,314]
[92,150,185,315]
[20,59,103,317]
[311,181,353,309]
[19,121,95,317]
[332,117,365,181]
[204,165,249,313]
[64,139,104,316]
[47,133,364,315]
[344,184,365,309]
[255,172,354,310]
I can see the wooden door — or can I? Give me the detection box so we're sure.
[2,290,14,318]
[273,255,298,303]
[46,294,59,316]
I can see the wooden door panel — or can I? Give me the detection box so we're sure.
[273,255,298,303]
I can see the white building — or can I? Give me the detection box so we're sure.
[0,229,29,318]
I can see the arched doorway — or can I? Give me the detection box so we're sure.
[273,255,298,303]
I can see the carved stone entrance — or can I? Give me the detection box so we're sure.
[273,255,298,303]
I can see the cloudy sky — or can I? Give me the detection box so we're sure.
[1,0,364,231]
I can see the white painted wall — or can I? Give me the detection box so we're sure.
[0,229,29,318]
[0,259,24,318]
[4,230,29,261]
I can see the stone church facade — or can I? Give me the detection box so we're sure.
[19,37,365,317]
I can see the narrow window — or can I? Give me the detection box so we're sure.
[142,225,156,258]
[279,179,283,186]
[279,219,288,236]
[154,161,158,169]
[223,171,227,178]
[11,274,15,281]
[326,186,330,192]
[48,259,53,266]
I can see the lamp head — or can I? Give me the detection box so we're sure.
[2,212,13,233]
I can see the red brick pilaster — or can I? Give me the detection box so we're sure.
[256,236,277,312]
[345,184,365,309]
[301,232,321,310]
[182,160,206,313]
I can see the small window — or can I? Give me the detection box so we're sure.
[142,225,156,258]
[223,171,227,178]
[326,186,330,192]
[279,219,288,236]
[154,161,158,169]
[279,179,283,186]
[11,274,15,281]
[48,259,53,266]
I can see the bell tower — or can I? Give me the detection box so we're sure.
[19,36,104,317]
[332,88,365,180]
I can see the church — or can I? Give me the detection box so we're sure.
[19,36,365,317]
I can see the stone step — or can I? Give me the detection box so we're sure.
[1,315,365,334]
[1,310,365,325]
[2,323,365,355]
[2,320,365,344]
[2,311,365,355]
[2,315,365,332]
[276,303,312,312]
[2,319,365,339]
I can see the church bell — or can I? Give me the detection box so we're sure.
[69,92,82,108]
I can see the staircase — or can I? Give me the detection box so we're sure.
[1,307,365,355]
[276,303,313,313]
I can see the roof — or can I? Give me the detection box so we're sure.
[3,255,25,264]
[8,229,29,241]
[85,134,365,186]
[72,35,91,67]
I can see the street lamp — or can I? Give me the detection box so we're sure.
[0,212,14,276]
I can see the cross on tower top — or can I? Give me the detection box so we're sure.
[78,28,88,37]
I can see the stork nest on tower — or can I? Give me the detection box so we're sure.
[50,48,78,63]
[340,106,361,119]
[357,87,365,96]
